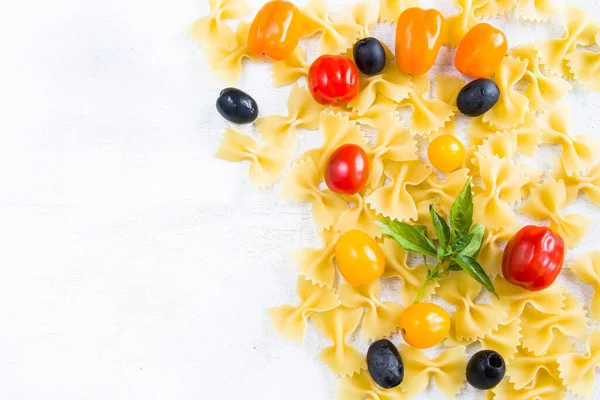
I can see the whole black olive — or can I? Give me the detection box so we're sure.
[216,88,258,124]
[353,38,387,76]
[466,350,506,390]
[367,339,404,389]
[456,78,501,117]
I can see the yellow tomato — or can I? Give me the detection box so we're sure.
[335,230,385,286]
[427,134,465,173]
[399,302,450,349]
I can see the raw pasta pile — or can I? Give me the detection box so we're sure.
[192,0,600,398]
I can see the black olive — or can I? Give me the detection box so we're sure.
[466,350,506,390]
[216,88,258,124]
[353,38,387,76]
[367,339,404,389]
[456,78,501,117]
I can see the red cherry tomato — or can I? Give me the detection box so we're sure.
[325,144,369,195]
[308,55,360,106]
[502,225,565,291]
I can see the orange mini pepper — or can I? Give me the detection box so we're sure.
[247,0,303,62]
[395,8,446,75]
[455,23,508,78]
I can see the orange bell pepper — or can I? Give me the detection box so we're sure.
[247,0,303,61]
[455,23,508,78]
[395,8,446,75]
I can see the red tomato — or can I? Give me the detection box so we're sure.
[502,225,564,291]
[325,144,369,195]
[308,55,360,106]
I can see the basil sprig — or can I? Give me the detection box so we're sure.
[376,179,498,303]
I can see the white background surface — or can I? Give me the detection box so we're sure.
[1,0,600,399]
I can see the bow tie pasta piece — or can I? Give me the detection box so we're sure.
[515,0,563,21]
[302,0,363,55]
[437,272,507,341]
[569,251,600,320]
[536,6,599,78]
[340,1,379,38]
[508,112,542,157]
[491,276,565,323]
[280,158,347,230]
[366,161,432,222]
[348,62,412,117]
[479,228,515,277]
[334,187,382,238]
[188,0,250,49]
[400,345,467,399]
[367,118,418,187]
[558,326,600,400]
[290,228,339,288]
[473,155,529,232]
[435,75,467,107]
[467,117,501,148]
[446,0,490,46]
[567,48,600,92]
[469,130,519,177]
[268,277,341,343]
[379,0,419,23]
[479,318,522,362]
[552,163,600,206]
[339,280,403,340]
[338,369,406,400]
[338,98,400,128]
[518,178,591,248]
[538,104,600,176]
[381,238,440,303]
[398,74,456,136]
[312,307,366,377]
[508,332,572,389]
[476,0,516,18]
[520,292,589,356]
[203,21,263,85]
[492,369,566,400]
[483,56,530,129]
[271,47,309,87]
[256,84,324,149]
[298,112,368,174]
[510,45,572,111]
[412,168,470,214]
[216,127,288,187]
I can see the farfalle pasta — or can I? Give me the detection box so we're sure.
[216,127,288,187]
[378,0,419,22]
[271,47,309,87]
[469,130,518,177]
[510,44,572,111]
[473,155,529,232]
[492,370,565,400]
[569,251,600,320]
[476,0,516,18]
[519,178,591,248]
[558,326,600,399]
[479,318,522,362]
[348,62,412,116]
[256,84,324,149]
[366,161,432,222]
[435,74,467,107]
[188,0,250,49]
[553,163,600,206]
[400,345,467,399]
[519,292,588,356]
[514,0,563,21]
[302,0,363,55]
[567,47,600,92]
[398,73,455,136]
[446,0,488,46]
[280,158,347,230]
[312,306,366,377]
[338,369,405,400]
[538,104,600,177]
[479,228,514,277]
[411,168,470,214]
[268,277,340,343]
[290,228,339,288]
[339,98,400,128]
[483,56,530,129]
[437,272,506,341]
[334,187,382,238]
[339,280,404,340]
[466,117,500,148]
[341,1,379,38]
[537,6,599,78]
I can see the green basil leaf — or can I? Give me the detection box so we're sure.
[451,234,473,253]
[453,255,498,298]
[446,261,462,271]
[449,179,473,240]
[429,205,450,249]
[376,219,437,257]
[460,224,485,259]
[415,224,429,238]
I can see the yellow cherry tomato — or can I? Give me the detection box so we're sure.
[427,134,465,173]
[335,230,385,286]
[399,302,450,349]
